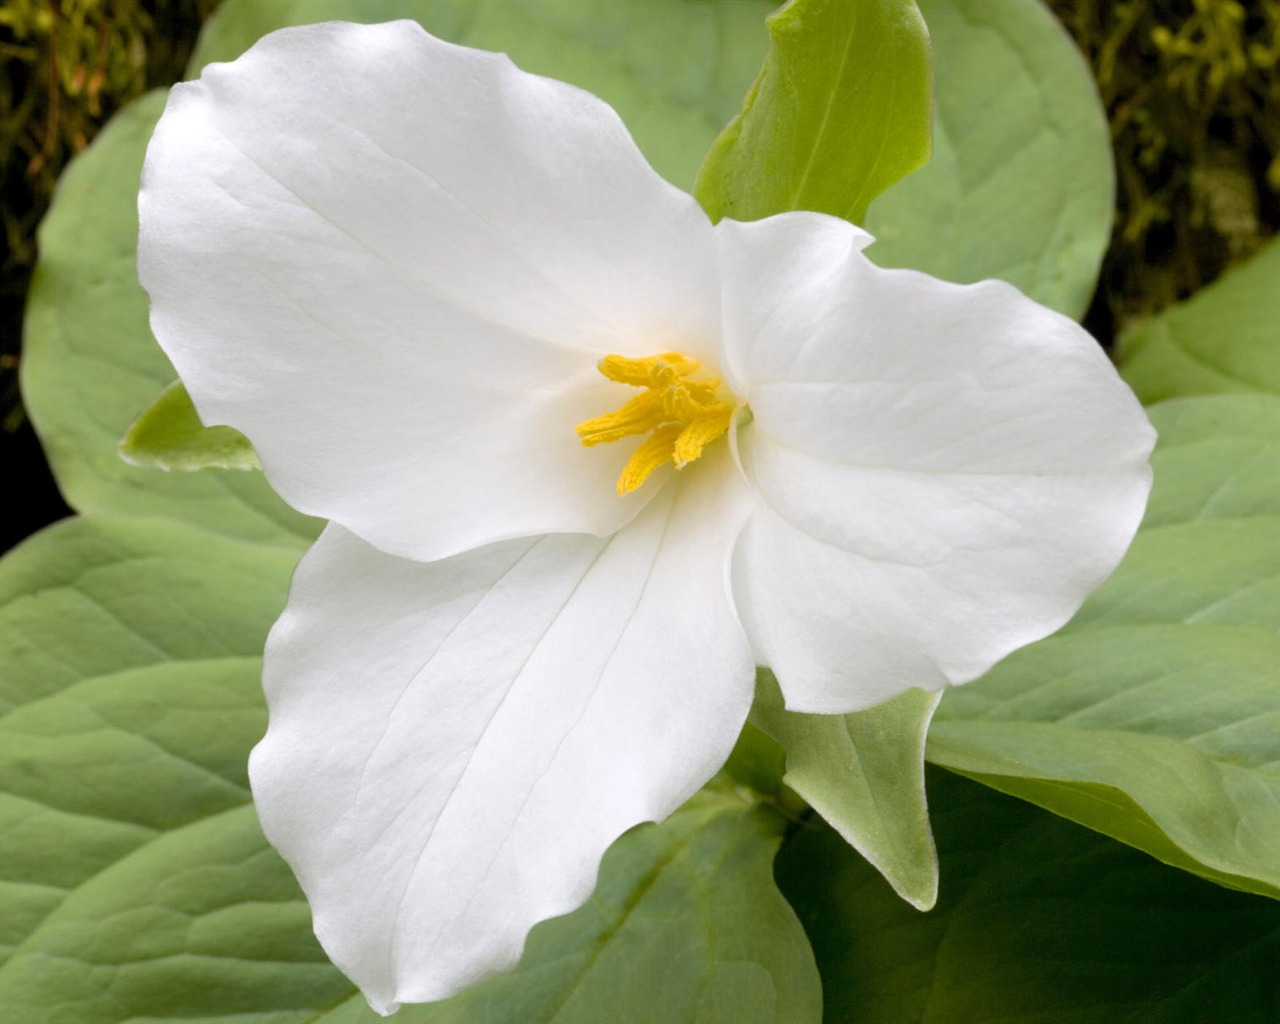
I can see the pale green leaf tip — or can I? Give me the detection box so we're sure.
[693,0,932,228]
[119,380,262,472]
[865,687,942,912]
[752,671,941,911]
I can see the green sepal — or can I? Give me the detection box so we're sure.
[119,380,260,472]
[751,670,940,910]
[694,0,931,226]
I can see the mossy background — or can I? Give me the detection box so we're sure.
[3,0,1278,554]
[2,0,215,550]
[1047,0,1280,322]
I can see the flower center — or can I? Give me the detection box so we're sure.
[575,351,737,495]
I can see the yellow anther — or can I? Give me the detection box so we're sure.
[616,423,684,495]
[673,404,735,467]
[597,352,701,387]
[575,350,738,496]
[575,390,666,447]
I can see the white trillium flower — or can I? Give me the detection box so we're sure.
[138,19,1155,1014]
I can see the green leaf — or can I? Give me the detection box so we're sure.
[865,0,1114,318]
[1118,234,1280,402]
[189,0,776,195]
[776,768,1280,1024]
[21,92,319,549]
[385,792,821,1024]
[0,518,819,1023]
[751,671,939,910]
[0,805,351,1022]
[693,0,931,226]
[120,380,260,472]
[0,516,295,974]
[927,394,1280,901]
[3,793,820,1024]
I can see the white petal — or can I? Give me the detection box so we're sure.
[718,213,1155,713]
[139,21,719,561]
[249,445,754,1011]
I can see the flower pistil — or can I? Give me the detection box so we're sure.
[575,352,737,495]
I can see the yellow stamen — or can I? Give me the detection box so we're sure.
[616,423,684,495]
[575,390,665,447]
[673,404,734,467]
[597,352,701,387]
[575,351,738,495]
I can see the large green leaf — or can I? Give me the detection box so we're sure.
[1119,234,1280,402]
[2,792,820,1024]
[20,93,319,548]
[927,394,1280,900]
[0,518,819,1022]
[751,672,939,911]
[777,768,1280,1023]
[0,805,350,1022]
[694,0,931,226]
[865,0,1114,318]
[0,516,295,973]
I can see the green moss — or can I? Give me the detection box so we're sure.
[1047,0,1280,332]
[1,0,213,431]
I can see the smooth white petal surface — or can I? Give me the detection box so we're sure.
[250,446,754,1012]
[718,213,1155,713]
[139,21,719,561]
